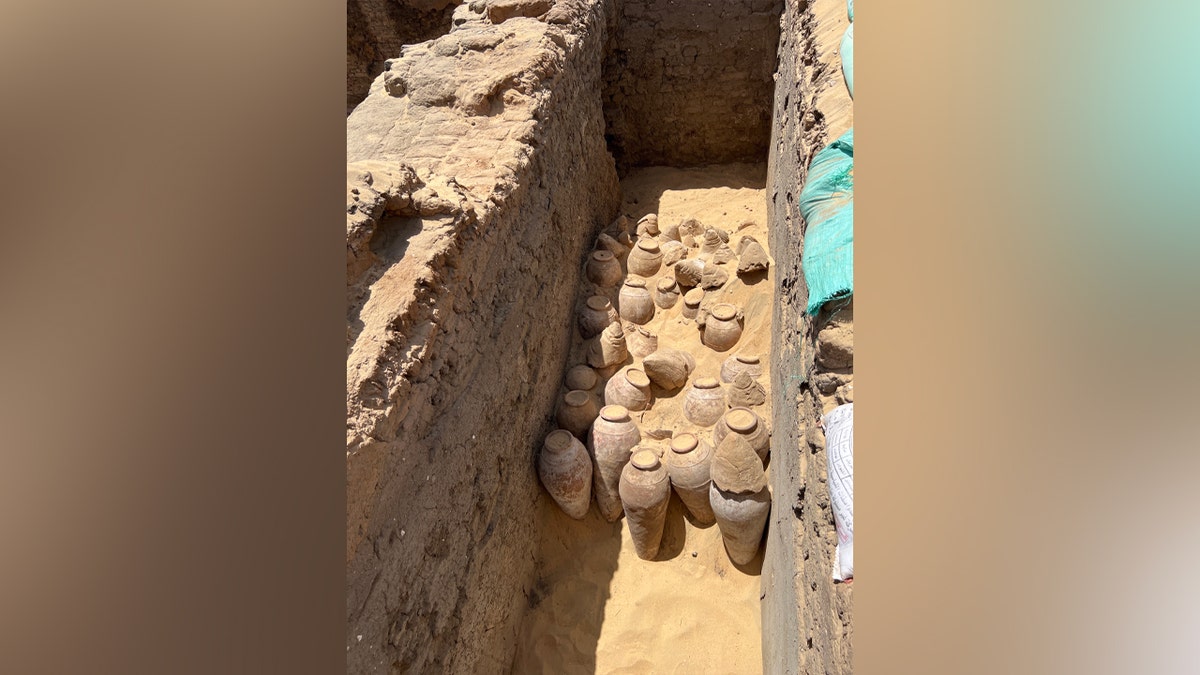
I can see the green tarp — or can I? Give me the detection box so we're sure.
[800,129,854,315]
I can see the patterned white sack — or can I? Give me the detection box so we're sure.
[825,403,854,581]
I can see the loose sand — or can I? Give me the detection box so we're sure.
[511,164,772,674]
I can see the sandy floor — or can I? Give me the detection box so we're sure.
[511,163,772,674]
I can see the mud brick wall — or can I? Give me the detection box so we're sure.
[347,0,457,112]
[602,0,782,169]
[344,2,621,672]
[763,0,853,672]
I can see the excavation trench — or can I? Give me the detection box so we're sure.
[512,164,772,673]
[345,0,851,672]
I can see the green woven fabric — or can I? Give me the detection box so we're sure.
[800,129,854,315]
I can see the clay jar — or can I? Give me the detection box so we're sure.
[700,302,743,351]
[605,366,652,411]
[618,278,654,325]
[625,324,658,359]
[589,405,642,522]
[653,277,680,309]
[713,407,771,462]
[579,295,618,339]
[683,377,727,427]
[709,482,770,565]
[665,433,715,525]
[642,348,695,390]
[681,288,704,320]
[627,239,664,277]
[586,250,623,287]
[721,352,763,383]
[619,449,671,560]
[587,321,628,371]
[538,429,594,520]
[556,389,598,439]
[565,364,598,392]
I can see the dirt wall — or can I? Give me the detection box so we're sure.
[763,0,853,672]
[344,2,621,672]
[602,0,782,169]
[347,0,458,113]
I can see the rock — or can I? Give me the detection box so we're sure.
[710,433,767,494]
[728,371,766,408]
[813,372,845,396]
[736,240,770,275]
[487,0,553,24]
[816,320,853,369]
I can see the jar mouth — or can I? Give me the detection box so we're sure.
[735,353,759,364]
[656,278,676,291]
[599,404,630,422]
[624,278,647,288]
[711,304,737,321]
[631,449,660,470]
[684,288,705,303]
[592,250,614,262]
[694,377,719,389]
[564,390,590,406]
[725,407,758,432]
[671,433,698,453]
[637,240,660,253]
[546,429,574,450]
[586,296,611,310]
[625,369,650,388]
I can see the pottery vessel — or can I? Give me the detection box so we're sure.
[681,288,704,320]
[720,353,763,383]
[641,348,695,390]
[683,377,726,427]
[674,259,706,288]
[618,278,654,325]
[700,303,743,351]
[565,364,598,391]
[587,321,628,369]
[636,214,659,238]
[586,250,623,287]
[556,389,598,438]
[713,407,771,462]
[710,482,770,564]
[619,449,671,560]
[625,324,658,359]
[589,405,642,522]
[595,232,626,259]
[538,429,593,520]
[627,239,664,277]
[605,367,652,411]
[728,371,767,408]
[653,277,680,309]
[579,295,618,339]
[665,433,715,525]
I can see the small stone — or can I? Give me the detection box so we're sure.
[691,551,698,558]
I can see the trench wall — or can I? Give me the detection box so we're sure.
[601,0,782,169]
[344,2,621,672]
[347,0,458,113]
[763,0,854,672]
